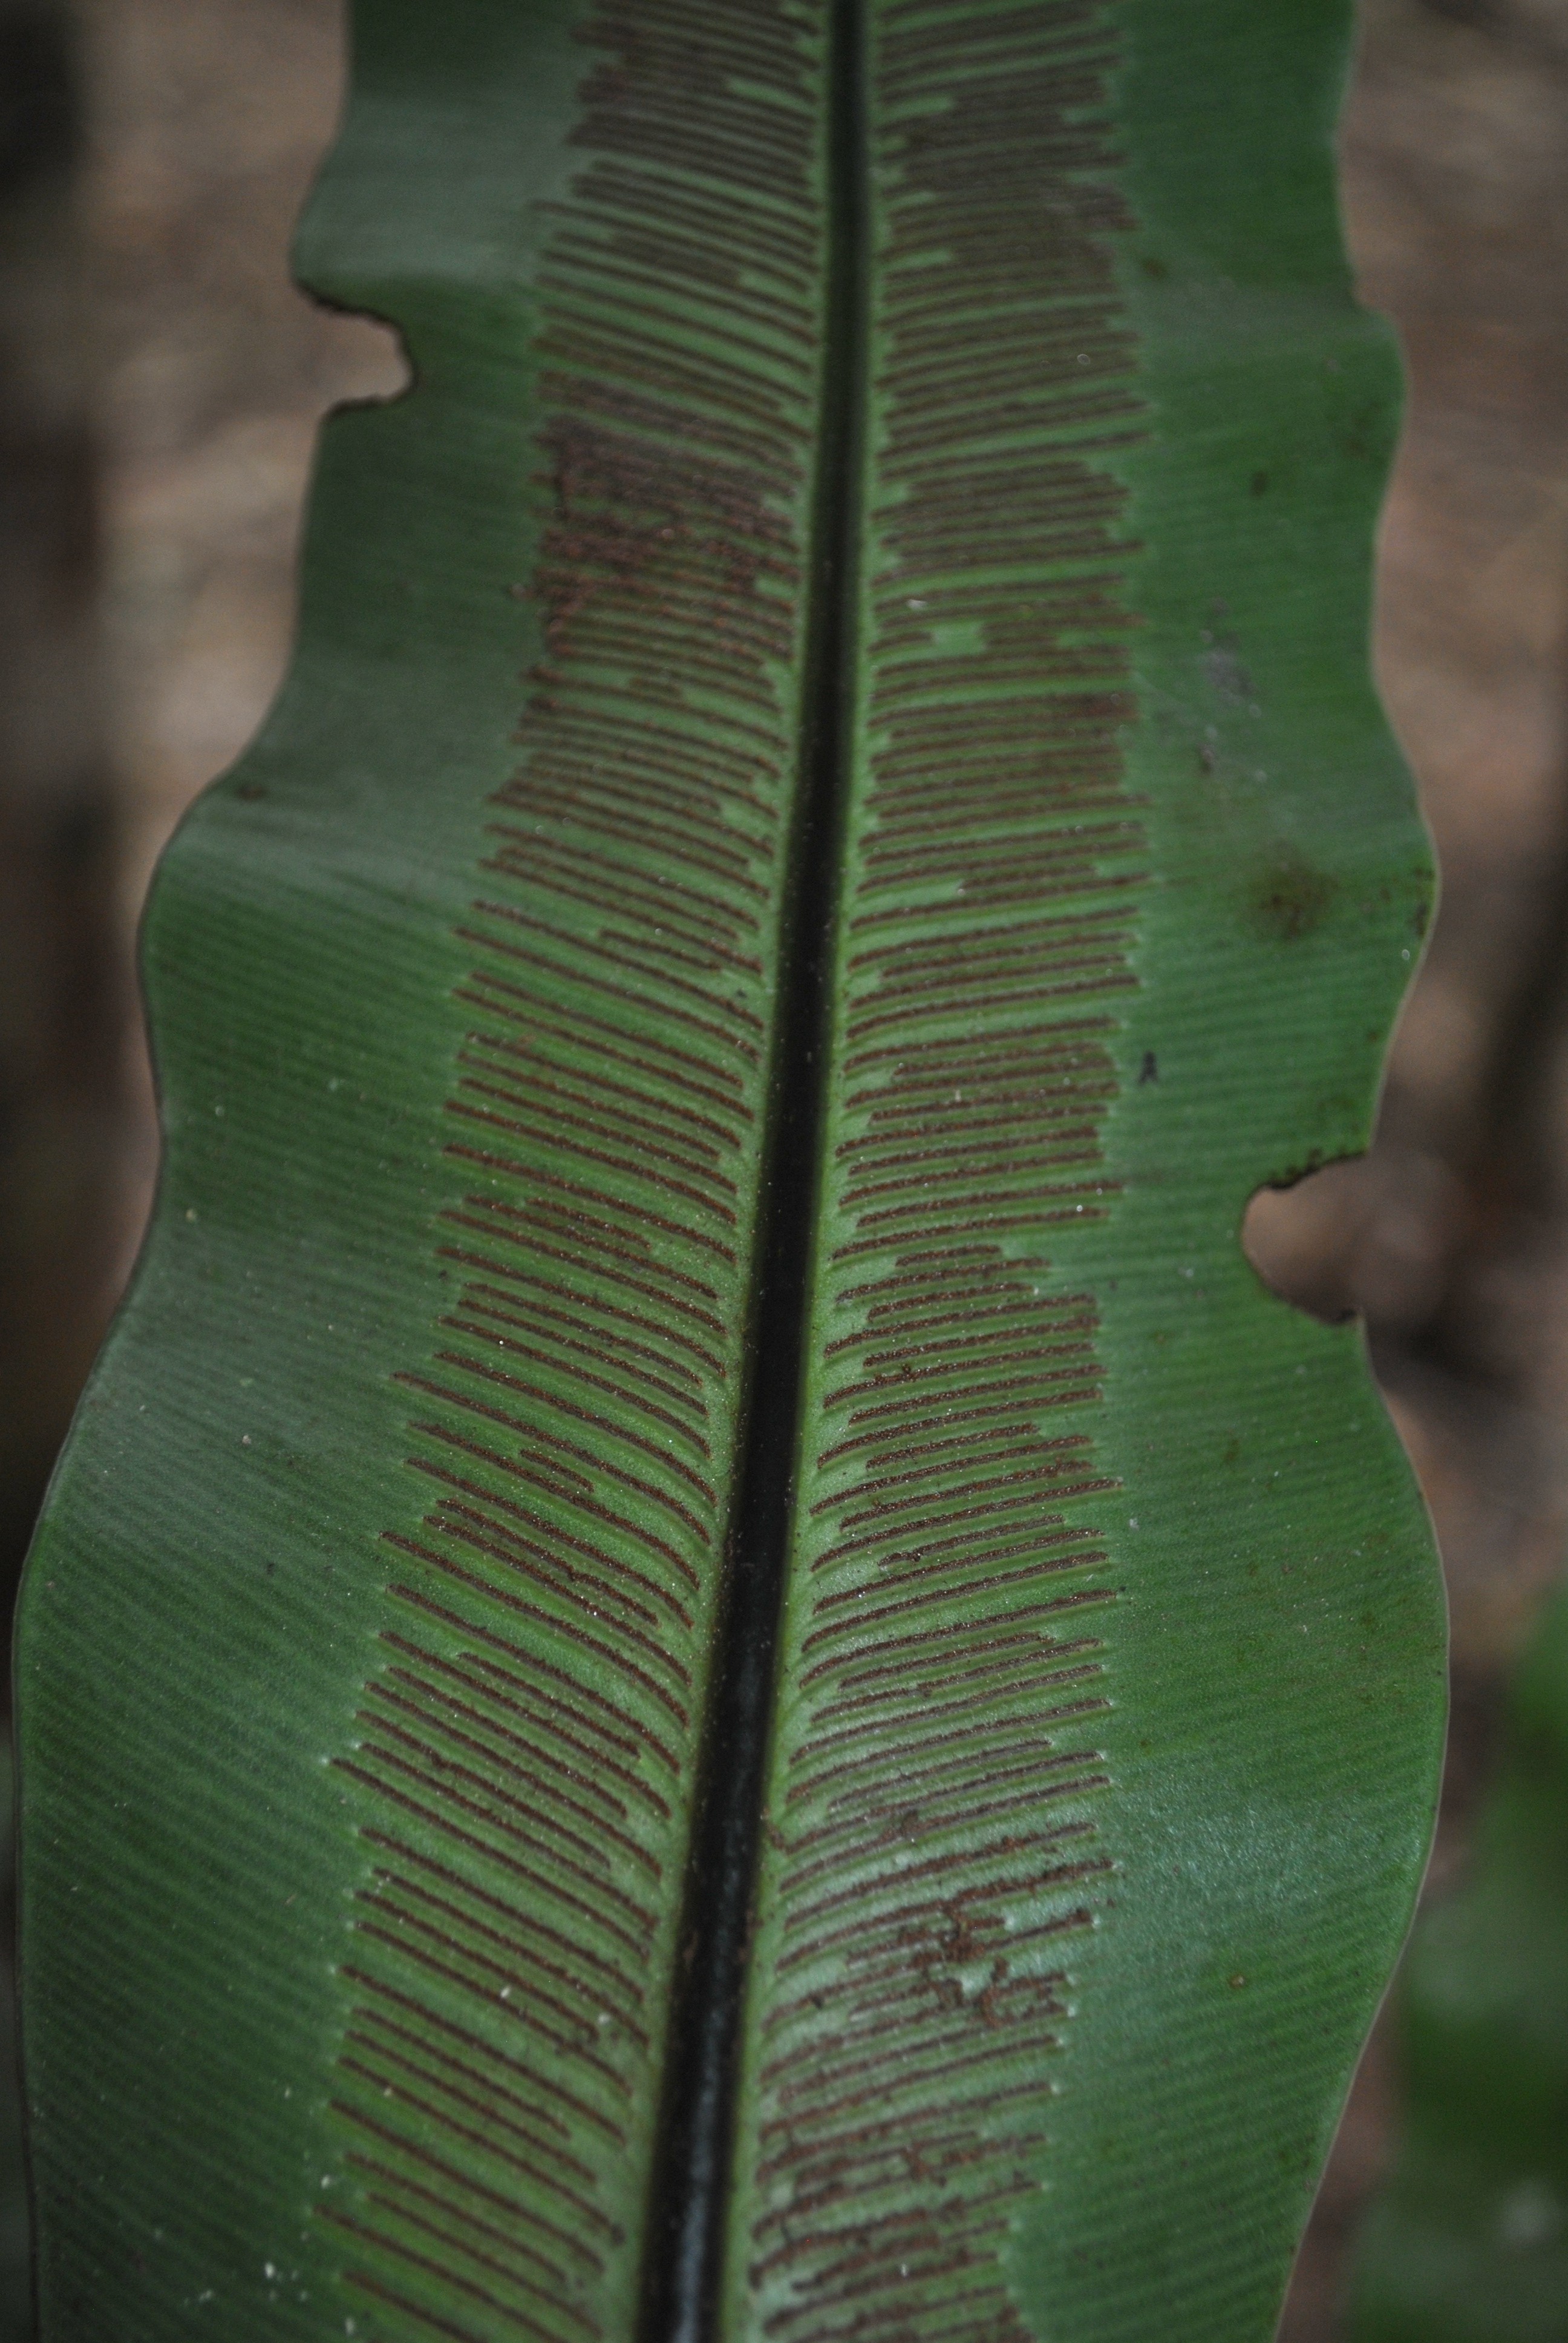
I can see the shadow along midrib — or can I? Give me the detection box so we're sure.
[633,4,872,2340]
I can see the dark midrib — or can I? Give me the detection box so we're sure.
[635,5,870,2341]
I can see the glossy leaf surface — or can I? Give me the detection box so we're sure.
[1351,1582,1568,2343]
[16,4,1445,2339]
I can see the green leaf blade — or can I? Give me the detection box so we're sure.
[22,1,837,2329]
[272,6,841,2334]
[728,6,1443,2341]
[16,5,1445,2340]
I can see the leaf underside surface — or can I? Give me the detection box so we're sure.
[16,4,1445,2340]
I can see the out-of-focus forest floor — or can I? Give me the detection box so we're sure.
[5,0,1568,2333]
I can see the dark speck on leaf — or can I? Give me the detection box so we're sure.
[1138,1050,1158,1085]
[1249,469,1269,496]
[1203,646,1253,702]
[1249,845,1336,942]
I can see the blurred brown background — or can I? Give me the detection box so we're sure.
[1,0,1566,2334]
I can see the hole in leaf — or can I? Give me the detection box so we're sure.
[1243,1149,1471,1332]
[304,298,413,408]
[1243,1159,1371,1324]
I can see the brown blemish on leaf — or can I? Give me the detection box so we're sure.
[1247,845,1336,942]
[1202,644,1253,703]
